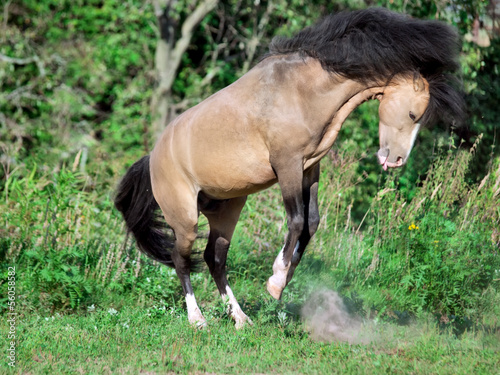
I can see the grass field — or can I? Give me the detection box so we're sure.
[1,304,500,374]
[1,147,500,374]
[1,2,500,373]
[1,265,499,374]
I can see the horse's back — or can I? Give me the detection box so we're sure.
[150,56,336,200]
[150,69,278,199]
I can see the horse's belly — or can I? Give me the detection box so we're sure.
[201,180,277,199]
[195,159,277,199]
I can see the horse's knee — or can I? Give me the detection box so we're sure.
[214,237,230,255]
[288,214,305,235]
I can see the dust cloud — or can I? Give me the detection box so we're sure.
[301,289,370,344]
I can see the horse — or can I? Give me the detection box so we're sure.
[115,8,464,328]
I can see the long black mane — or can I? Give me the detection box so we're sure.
[268,8,465,125]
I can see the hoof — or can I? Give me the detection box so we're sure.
[190,318,208,330]
[188,309,207,329]
[234,315,254,330]
[266,277,283,300]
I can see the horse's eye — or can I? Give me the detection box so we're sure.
[409,112,416,122]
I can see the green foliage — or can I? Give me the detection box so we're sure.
[372,211,497,316]
[465,38,500,177]
[0,1,498,363]
[306,141,500,320]
[22,245,95,310]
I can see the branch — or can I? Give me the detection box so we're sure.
[154,0,218,95]
[153,0,177,43]
[0,53,36,65]
[153,0,174,17]
[242,0,273,73]
[4,83,46,104]
[181,0,218,37]
[2,0,12,32]
[0,53,46,76]
[174,0,218,57]
[151,0,218,136]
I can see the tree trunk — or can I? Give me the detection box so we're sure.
[149,0,218,149]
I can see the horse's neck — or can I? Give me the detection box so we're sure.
[254,55,383,168]
[263,55,379,122]
[282,61,382,167]
[302,84,380,169]
[326,85,381,129]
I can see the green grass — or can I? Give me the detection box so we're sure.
[1,302,499,374]
[1,2,500,373]
[1,146,499,373]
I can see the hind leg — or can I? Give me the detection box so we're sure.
[201,195,252,329]
[154,184,206,327]
[172,223,206,328]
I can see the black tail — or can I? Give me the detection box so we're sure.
[114,155,175,267]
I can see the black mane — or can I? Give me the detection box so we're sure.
[268,8,465,126]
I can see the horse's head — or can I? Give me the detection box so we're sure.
[376,74,430,171]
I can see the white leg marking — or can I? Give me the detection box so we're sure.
[291,241,301,264]
[222,286,253,329]
[269,246,289,289]
[185,293,206,328]
[267,243,299,299]
[406,123,421,159]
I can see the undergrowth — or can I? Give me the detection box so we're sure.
[1,138,498,327]
[301,138,500,324]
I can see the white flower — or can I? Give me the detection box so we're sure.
[108,308,118,315]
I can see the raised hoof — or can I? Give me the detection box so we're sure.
[266,278,283,300]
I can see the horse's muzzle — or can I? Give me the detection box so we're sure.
[377,148,404,171]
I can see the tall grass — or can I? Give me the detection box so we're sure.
[0,139,499,327]
[300,138,500,324]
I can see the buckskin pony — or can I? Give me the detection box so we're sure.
[115,8,464,328]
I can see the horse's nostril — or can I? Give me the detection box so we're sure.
[377,148,390,158]
[396,156,403,165]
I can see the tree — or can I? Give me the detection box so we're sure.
[150,0,218,144]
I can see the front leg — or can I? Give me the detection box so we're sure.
[267,157,305,300]
[286,163,320,285]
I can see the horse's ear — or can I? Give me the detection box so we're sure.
[413,72,425,92]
